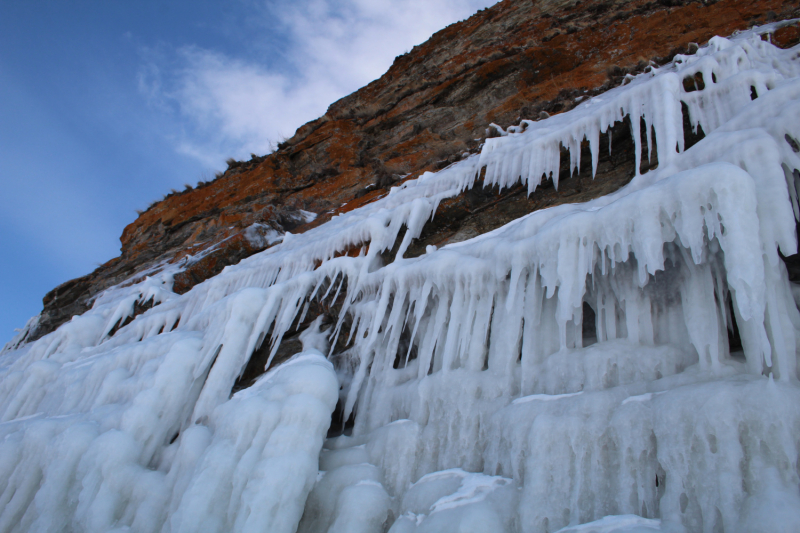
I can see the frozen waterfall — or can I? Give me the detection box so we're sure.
[2,22,800,533]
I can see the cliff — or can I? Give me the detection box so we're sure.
[20,0,798,344]
[2,1,800,531]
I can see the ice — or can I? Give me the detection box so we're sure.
[0,339,337,532]
[513,391,584,404]
[386,469,518,533]
[553,515,661,533]
[166,352,338,533]
[297,460,389,533]
[2,22,800,533]
[425,470,513,513]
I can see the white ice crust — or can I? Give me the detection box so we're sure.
[2,22,800,533]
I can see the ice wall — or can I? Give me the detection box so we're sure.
[2,21,800,533]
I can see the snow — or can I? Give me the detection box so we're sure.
[386,468,518,532]
[300,209,318,222]
[426,470,512,513]
[513,391,584,404]
[553,515,661,533]
[243,223,284,248]
[2,21,800,533]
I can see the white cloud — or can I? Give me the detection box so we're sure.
[140,0,497,168]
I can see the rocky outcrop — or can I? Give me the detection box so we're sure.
[26,0,800,342]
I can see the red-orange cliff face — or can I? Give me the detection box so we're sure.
[31,0,800,341]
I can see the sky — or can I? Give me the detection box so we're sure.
[0,0,496,343]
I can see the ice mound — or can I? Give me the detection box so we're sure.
[2,21,800,533]
[0,345,337,532]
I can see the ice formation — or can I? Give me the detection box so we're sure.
[2,22,800,533]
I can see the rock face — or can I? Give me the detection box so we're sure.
[24,0,800,343]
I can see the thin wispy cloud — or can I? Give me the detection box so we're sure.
[140,0,496,168]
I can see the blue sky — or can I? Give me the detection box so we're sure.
[0,0,495,342]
